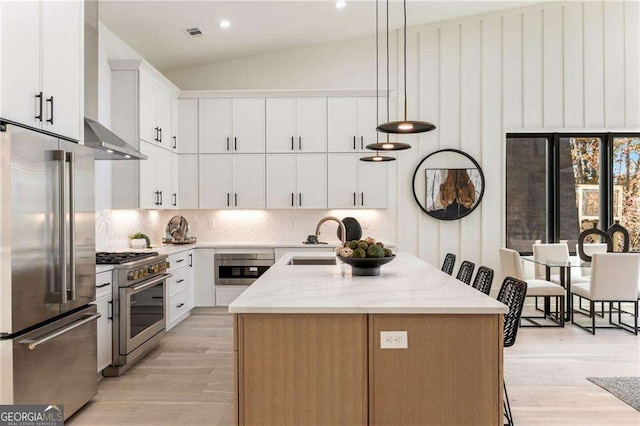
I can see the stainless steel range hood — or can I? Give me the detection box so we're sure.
[84,0,144,160]
[84,118,147,160]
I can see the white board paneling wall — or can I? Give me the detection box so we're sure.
[401,0,639,275]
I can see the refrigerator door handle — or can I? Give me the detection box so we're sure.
[53,150,67,304]
[66,152,76,301]
[20,313,101,350]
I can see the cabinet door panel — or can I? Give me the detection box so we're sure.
[41,0,81,140]
[171,152,180,208]
[199,99,232,153]
[359,160,388,208]
[233,155,266,209]
[233,98,265,153]
[156,88,172,146]
[179,154,199,208]
[171,96,179,151]
[199,154,233,209]
[156,147,173,208]
[328,98,358,152]
[138,141,158,209]
[328,154,358,208]
[266,155,296,209]
[96,295,112,372]
[297,154,327,209]
[266,99,296,153]
[178,99,198,153]
[139,74,158,144]
[297,98,327,153]
[187,251,195,310]
[358,97,379,150]
[0,0,41,129]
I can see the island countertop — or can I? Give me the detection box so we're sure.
[228,252,508,314]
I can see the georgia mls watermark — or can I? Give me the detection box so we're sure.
[0,405,63,426]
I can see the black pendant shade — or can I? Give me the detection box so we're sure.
[360,153,396,162]
[366,142,411,151]
[376,120,436,134]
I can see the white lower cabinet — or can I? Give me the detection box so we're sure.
[215,286,249,307]
[166,250,195,330]
[194,249,215,307]
[95,271,113,373]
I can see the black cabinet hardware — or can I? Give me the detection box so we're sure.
[299,193,302,207]
[159,128,163,142]
[159,191,163,205]
[35,92,43,121]
[291,193,294,207]
[234,193,238,206]
[46,96,54,124]
[177,303,185,308]
[155,191,160,205]
[353,136,356,150]
[189,253,193,267]
[172,136,177,149]
[353,192,356,206]
[227,193,230,206]
[173,193,177,207]
[108,300,113,321]
[176,259,184,263]
[234,137,237,151]
[177,279,185,283]
[291,136,294,150]
[154,127,159,141]
[361,192,364,206]
[360,136,364,149]
[96,283,111,289]
[299,136,302,150]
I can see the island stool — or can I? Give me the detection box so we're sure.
[441,253,456,275]
[472,266,494,295]
[456,260,476,285]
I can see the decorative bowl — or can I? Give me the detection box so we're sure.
[337,255,396,276]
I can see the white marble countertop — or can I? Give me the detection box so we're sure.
[95,265,114,274]
[229,252,508,314]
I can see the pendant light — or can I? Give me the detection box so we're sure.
[361,0,395,162]
[366,0,410,152]
[376,0,436,134]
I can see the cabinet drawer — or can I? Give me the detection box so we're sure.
[168,289,189,324]
[168,250,190,270]
[168,266,189,297]
[96,271,113,299]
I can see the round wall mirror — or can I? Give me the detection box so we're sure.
[412,149,485,220]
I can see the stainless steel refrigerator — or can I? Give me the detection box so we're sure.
[0,122,98,419]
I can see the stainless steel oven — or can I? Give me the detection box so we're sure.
[215,253,275,285]
[120,274,167,356]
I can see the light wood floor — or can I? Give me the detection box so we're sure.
[69,309,640,426]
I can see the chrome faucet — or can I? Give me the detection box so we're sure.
[314,216,346,247]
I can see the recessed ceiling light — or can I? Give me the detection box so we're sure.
[335,1,346,9]
[219,20,231,29]
[106,149,114,153]
[125,155,131,158]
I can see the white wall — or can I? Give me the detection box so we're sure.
[395,0,640,275]
[166,33,398,91]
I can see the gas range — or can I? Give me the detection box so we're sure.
[96,252,170,286]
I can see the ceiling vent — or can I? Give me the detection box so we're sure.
[184,27,204,38]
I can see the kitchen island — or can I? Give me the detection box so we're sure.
[229,252,508,426]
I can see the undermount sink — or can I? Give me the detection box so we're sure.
[287,257,337,266]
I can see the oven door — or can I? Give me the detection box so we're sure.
[120,274,168,355]
[215,259,274,285]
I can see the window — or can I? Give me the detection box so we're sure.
[506,133,640,254]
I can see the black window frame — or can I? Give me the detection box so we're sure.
[506,132,640,253]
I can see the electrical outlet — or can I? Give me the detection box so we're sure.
[361,220,370,230]
[290,220,296,228]
[380,331,408,349]
[208,218,216,229]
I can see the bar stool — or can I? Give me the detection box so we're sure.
[472,266,494,295]
[456,260,475,285]
[441,253,456,275]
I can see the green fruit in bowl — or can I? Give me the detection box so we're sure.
[383,248,393,257]
[357,241,368,250]
[367,245,385,258]
[352,248,366,258]
[348,240,359,250]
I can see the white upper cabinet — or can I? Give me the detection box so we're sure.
[171,153,180,208]
[171,97,179,151]
[139,73,158,144]
[179,154,199,208]
[178,99,198,153]
[266,99,296,153]
[296,154,327,208]
[328,97,381,152]
[358,159,388,208]
[199,154,234,209]
[199,154,265,209]
[297,98,327,152]
[232,99,265,153]
[156,147,173,207]
[1,0,82,140]
[266,98,327,153]
[138,141,159,209]
[266,155,296,208]
[328,153,387,208]
[232,155,266,208]
[199,99,233,153]
[139,72,174,147]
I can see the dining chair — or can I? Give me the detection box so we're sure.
[471,266,494,295]
[570,253,640,335]
[575,243,608,277]
[456,260,475,285]
[532,243,589,285]
[497,276,528,426]
[499,248,565,327]
[441,253,456,276]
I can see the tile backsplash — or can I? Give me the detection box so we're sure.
[96,208,392,250]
